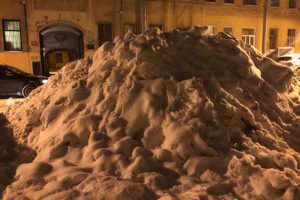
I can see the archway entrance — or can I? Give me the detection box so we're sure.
[39,23,84,76]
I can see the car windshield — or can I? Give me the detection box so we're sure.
[5,65,30,75]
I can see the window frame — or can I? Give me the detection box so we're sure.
[2,19,22,51]
[242,28,256,46]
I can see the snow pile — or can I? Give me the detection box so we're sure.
[2,28,300,200]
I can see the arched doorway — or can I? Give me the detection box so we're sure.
[40,23,84,76]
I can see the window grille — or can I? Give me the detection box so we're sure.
[242,28,255,46]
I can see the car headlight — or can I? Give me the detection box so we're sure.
[41,79,48,84]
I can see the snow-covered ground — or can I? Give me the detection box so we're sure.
[1,28,300,200]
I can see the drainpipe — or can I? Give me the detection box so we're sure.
[262,0,268,54]
[142,0,147,32]
[21,0,30,52]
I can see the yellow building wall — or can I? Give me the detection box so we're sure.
[1,0,300,74]
[0,52,40,73]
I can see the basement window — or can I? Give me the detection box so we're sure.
[2,20,22,51]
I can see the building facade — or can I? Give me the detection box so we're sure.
[0,0,299,75]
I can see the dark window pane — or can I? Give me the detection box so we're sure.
[289,0,296,8]
[243,0,256,5]
[98,23,112,46]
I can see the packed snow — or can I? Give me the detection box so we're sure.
[1,27,300,200]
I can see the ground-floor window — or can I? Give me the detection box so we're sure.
[2,20,22,51]
[269,28,278,49]
[242,28,255,46]
[98,23,112,47]
[287,29,295,47]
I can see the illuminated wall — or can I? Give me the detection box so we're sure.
[0,0,299,74]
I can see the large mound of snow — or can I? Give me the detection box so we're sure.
[2,28,300,200]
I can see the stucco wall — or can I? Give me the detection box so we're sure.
[0,0,300,73]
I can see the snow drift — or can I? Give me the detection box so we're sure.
[2,27,300,200]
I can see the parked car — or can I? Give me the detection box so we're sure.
[278,54,300,79]
[0,65,48,98]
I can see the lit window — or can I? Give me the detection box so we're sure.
[98,23,112,46]
[269,29,278,49]
[2,20,22,51]
[289,0,296,8]
[224,27,233,35]
[224,0,234,3]
[243,0,256,5]
[271,0,279,6]
[242,28,255,46]
[288,29,295,47]
[124,24,138,34]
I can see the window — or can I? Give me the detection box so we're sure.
[124,24,138,34]
[271,0,279,6]
[206,25,216,35]
[2,20,22,51]
[205,0,216,2]
[288,29,295,47]
[269,29,278,49]
[243,0,256,5]
[242,28,255,46]
[150,24,163,31]
[224,27,233,35]
[289,0,296,8]
[224,0,234,3]
[98,23,112,46]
